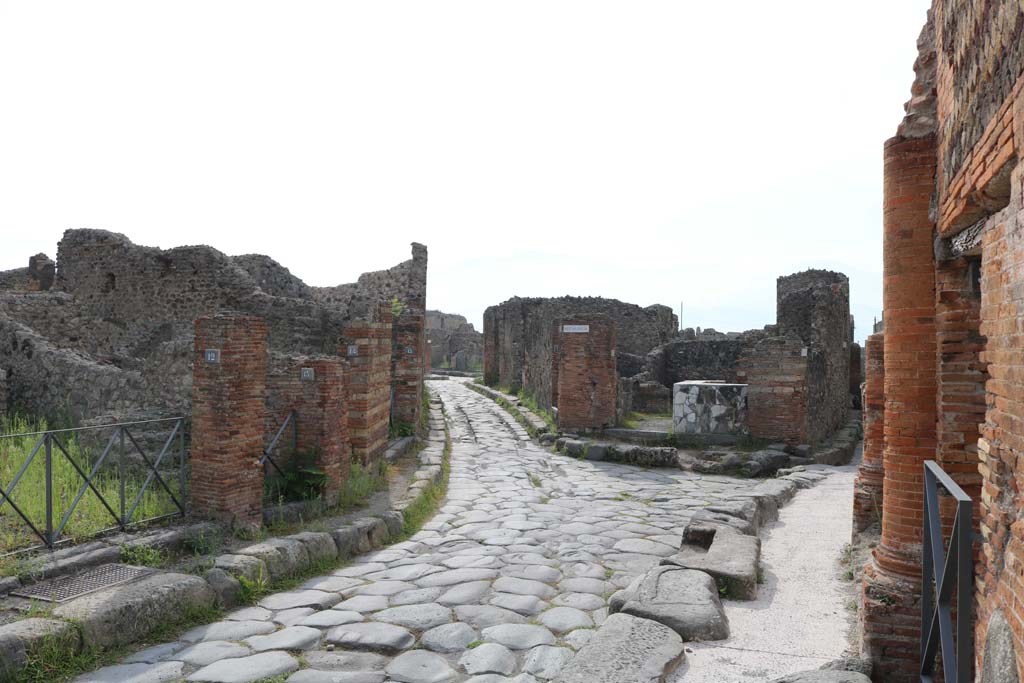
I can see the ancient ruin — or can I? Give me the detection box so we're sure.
[426,311,483,373]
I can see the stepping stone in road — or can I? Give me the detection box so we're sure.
[187,651,299,683]
[609,566,729,641]
[552,613,684,683]
[662,523,761,600]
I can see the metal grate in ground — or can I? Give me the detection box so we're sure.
[11,563,151,603]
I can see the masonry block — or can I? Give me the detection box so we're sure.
[852,333,884,536]
[391,308,425,430]
[739,335,808,444]
[342,305,393,465]
[191,313,268,529]
[555,317,617,430]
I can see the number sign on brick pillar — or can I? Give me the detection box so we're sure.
[852,333,884,536]
[391,307,425,430]
[266,356,349,505]
[342,304,393,465]
[555,317,617,431]
[861,134,938,683]
[191,313,268,530]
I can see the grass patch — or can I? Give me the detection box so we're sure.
[21,603,222,683]
[119,543,167,568]
[399,420,451,539]
[528,473,542,488]
[0,414,182,557]
[515,390,557,434]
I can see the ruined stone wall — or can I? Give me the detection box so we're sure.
[483,296,676,409]
[739,335,808,444]
[426,310,483,371]
[776,271,851,444]
[0,268,29,292]
[645,331,770,387]
[0,229,427,426]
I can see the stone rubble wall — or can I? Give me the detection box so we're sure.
[483,296,676,410]
[672,381,748,436]
[0,229,427,427]
[426,310,483,371]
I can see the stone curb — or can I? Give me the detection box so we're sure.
[0,390,453,682]
[467,383,551,436]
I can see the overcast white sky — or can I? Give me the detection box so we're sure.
[0,1,931,343]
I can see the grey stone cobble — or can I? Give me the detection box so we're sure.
[71,380,796,682]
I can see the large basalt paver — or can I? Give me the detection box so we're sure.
[552,613,684,683]
[663,524,761,600]
[75,381,809,683]
[610,565,729,641]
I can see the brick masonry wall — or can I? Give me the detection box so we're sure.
[392,308,425,428]
[191,314,268,530]
[861,135,938,683]
[738,335,808,444]
[974,163,1024,678]
[555,317,618,431]
[342,306,393,465]
[849,342,863,408]
[265,354,349,503]
[853,333,884,535]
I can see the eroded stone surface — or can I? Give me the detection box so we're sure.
[552,613,684,683]
[611,566,729,641]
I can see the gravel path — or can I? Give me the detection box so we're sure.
[77,380,785,683]
[673,456,858,682]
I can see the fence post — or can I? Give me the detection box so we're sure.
[119,427,127,527]
[44,433,53,549]
[178,420,187,514]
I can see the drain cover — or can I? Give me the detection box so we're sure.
[12,564,151,603]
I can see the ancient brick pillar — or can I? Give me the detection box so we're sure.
[861,135,938,683]
[739,336,809,445]
[342,306,393,465]
[391,308,425,430]
[26,254,54,292]
[483,308,498,386]
[852,333,884,535]
[266,356,349,504]
[555,317,617,430]
[191,313,268,529]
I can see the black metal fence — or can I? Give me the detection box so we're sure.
[0,417,188,555]
[921,460,973,683]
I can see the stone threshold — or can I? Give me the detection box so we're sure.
[0,391,453,681]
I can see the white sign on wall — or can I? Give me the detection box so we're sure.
[562,325,590,333]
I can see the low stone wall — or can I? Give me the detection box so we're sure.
[672,381,748,437]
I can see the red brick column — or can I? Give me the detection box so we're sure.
[853,333,884,535]
[739,336,809,444]
[266,356,349,504]
[861,135,938,683]
[555,317,617,431]
[342,306,393,464]
[391,309,425,430]
[191,313,268,530]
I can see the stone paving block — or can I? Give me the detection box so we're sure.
[459,642,516,675]
[188,651,299,682]
[662,524,761,600]
[385,649,457,683]
[245,625,323,651]
[609,566,729,641]
[288,531,339,566]
[75,660,185,682]
[326,623,416,653]
[767,672,872,683]
[551,612,684,683]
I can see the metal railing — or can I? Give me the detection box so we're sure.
[0,417,188,554]
[921,460,973,683]
[261,411,296,479]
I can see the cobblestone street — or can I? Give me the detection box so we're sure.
[78,380,804,683]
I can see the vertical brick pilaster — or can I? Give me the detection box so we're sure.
[740,336,809,444]
[191,313,268,530]
[391,308,425,429]
[555,317,617,431]
[853,333,885,536]
[862,134,938,683]
[342,305,393,465]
